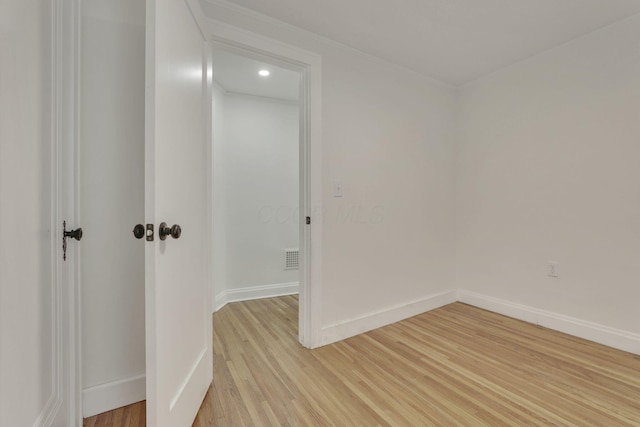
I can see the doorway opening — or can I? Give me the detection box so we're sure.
[211,45,308,342]
[206,29,322,349]
[212,48,301,312]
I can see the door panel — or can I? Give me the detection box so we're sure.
[0,0,69,425]
[145,0,212,425]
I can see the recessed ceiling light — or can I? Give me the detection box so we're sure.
[258,69,270,77]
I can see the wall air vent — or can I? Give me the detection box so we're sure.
[284,248,299,270]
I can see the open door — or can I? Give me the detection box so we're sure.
[145,1,212,425]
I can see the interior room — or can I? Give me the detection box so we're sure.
[3,0,640,425]
[211,50,301,312]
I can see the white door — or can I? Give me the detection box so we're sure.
[145,0,212,426]
[0,0,74,425]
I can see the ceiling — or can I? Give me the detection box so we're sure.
[212,0,640,85]
[213,50,300,101]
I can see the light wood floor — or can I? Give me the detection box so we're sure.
[85,296,640,426]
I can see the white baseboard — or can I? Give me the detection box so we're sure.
[214,282,299,312]
[457,290,640,355]
[214,284,640,354]
[319,290,457,347]
[35,392,61,427]
[82,374,146,418]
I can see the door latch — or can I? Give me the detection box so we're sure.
[133,224,155,241]
[62,221,83,261]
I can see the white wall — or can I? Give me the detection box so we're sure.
[319,50,456,328]
[456,15,640,335]
[213,89,300,309]
[203,4,458,338]
[79,0,146,416]
[212,83,227,305]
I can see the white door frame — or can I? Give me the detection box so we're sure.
[54,0,82,424]
[207,20,323,348]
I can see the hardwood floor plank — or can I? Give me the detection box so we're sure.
[83,401,145,427]
[84,296,640,426]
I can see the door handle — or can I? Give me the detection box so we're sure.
[133,224,145,239]
[63,221,83,261]
[158,222,181,240]
[64,227,83,241]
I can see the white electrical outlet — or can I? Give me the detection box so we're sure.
[548,262,559,278]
